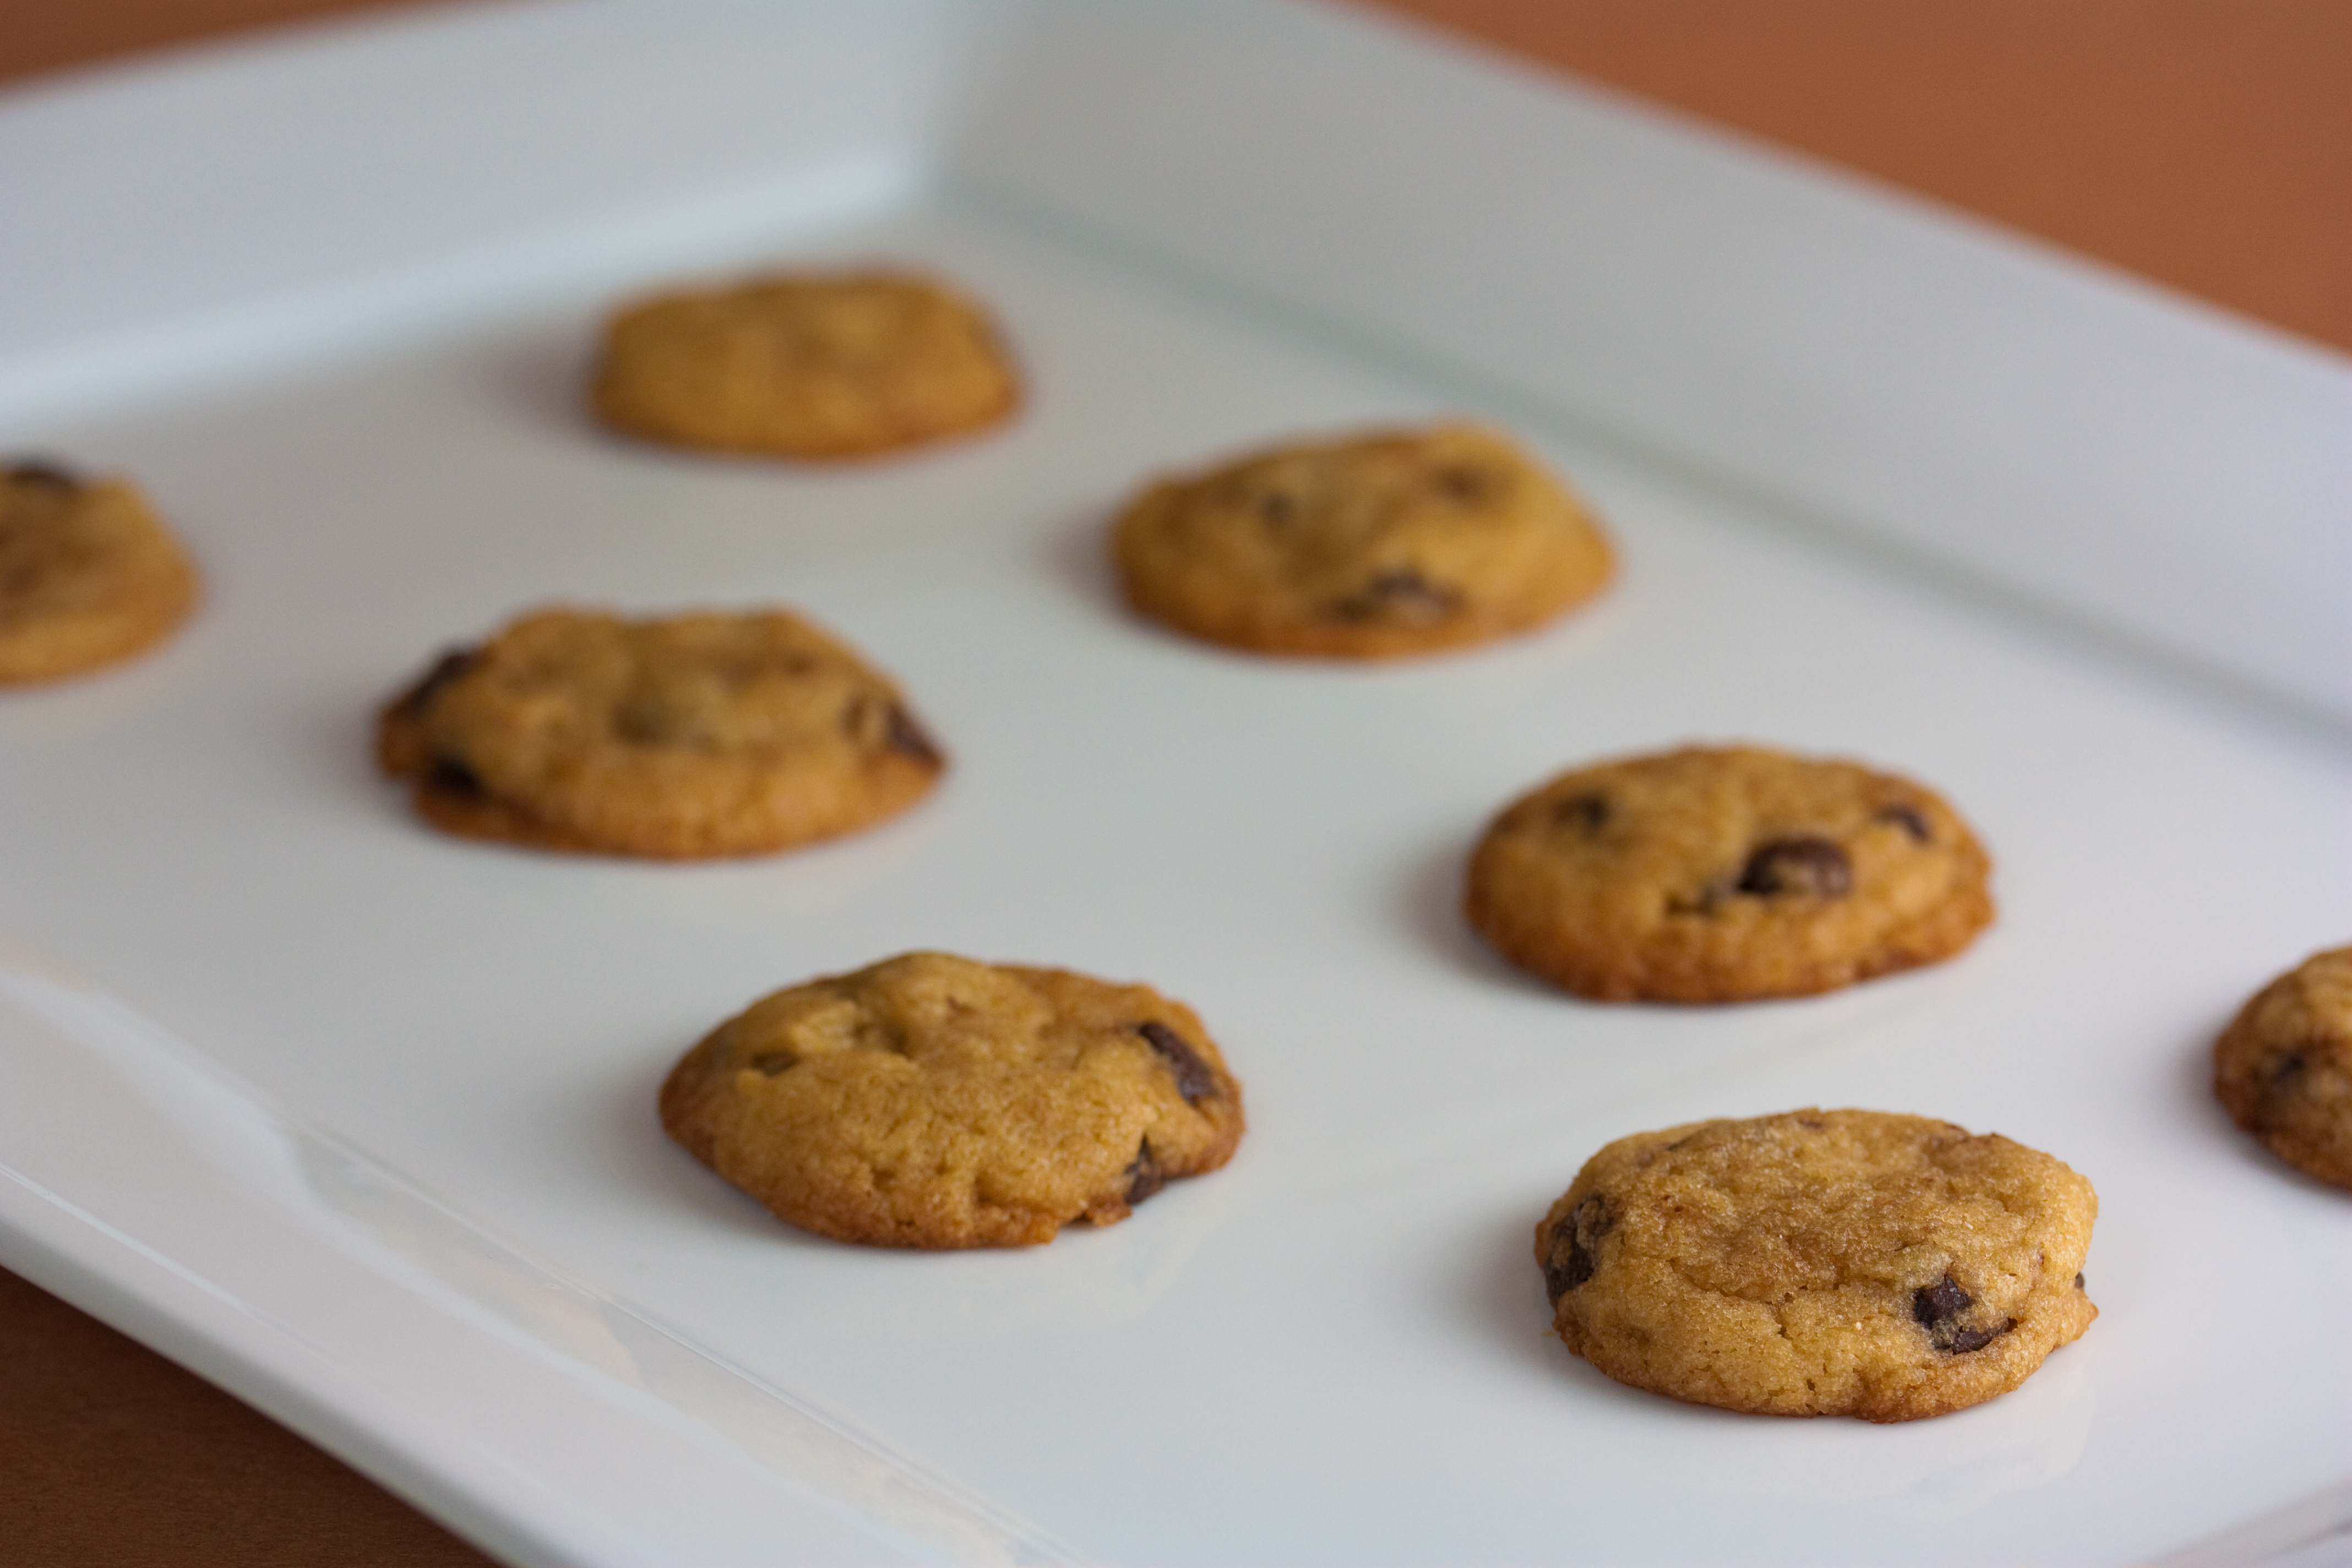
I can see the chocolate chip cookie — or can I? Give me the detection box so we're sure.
[377,606,945,858]
[1110,422,1613,658]
[590,268,1021,459]
[0,460,198,686]
[1536,1109,2098,1422]
[1465,745,1992,1001]
[2214,945,2352,1189]
[660,952,1246,1248]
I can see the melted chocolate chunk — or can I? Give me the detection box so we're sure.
[1912,1272,2016,1353]
[1332,568,1460,623]
[749,1051,796,1076]
[4,458,80,492]
[1736,836,1853,898]
[1542,1193,1613,1302]
[1136,1020,1218,1104]
[884,704,943,766]
[1913,1273,1971,1328]
[1946,1320,2017,1354]
[426,754,487,799]
[1876,803,1933,843]
[1553,792,1610,832]
[1125,1139,1168,1204]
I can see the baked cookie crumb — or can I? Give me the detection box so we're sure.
[2214,945,2352,1189]
[0,460,198,686]
[1537,1108,2097,1421]
[377,605,944,858]
[660,951,1245,1248]
[1111,422,1612,658]
[590,268,1021,459]
[1465,744,1992,1001]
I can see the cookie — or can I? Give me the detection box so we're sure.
[1464,744,1992,1001]
[660,951,1245,1248]
[590,268,1021,459]
[2213,945,2352,1189]
[1110,422,1613,658]
[0,460,198,686]
[376,606,944,859]
[1537,1109,2098,1422]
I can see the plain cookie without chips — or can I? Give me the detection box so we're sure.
[1111,422,1613,658]
[377,606,944,859]
[590,268,1021,459]
[1536,1108,2098,1422]
[1465,744,1993,1001]
[660,952,1245,1248]
[2214,945,2352,1189]
[0,460,198,686]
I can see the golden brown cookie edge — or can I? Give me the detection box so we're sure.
[2213,945,2352,1189]
[0,476,201,687]
[1534,1110,2098,1421]
[1462,746,1996,1003]
[1109,423,1615,660]
[658,956,1245,1250]
[587,271,1024,462]
[372,613,947,861]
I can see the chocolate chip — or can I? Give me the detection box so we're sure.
[1136,1020,1217,1104]
[749,1052,796,1075]
[884,704,943,766]
[1432,464,1494,503]
[1125,1139,1168,1204]
[1736,836,1852,898]
[5,458,80,492]
[1552,792,1610,832]
[1542,1193,1613,1302]
[1912,1272,2015,1353]
[1876,803,1932,843]
[2270,1051,2309,1086]
[1255,490,1298,525]
[1332,568,1460,623]
[426,755,486,799]
[2073,1273,2086,1291]
[1913,1273,1971,1328]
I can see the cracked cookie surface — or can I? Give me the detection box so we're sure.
[660,952,1246,1248]
[0,461,198,685]
[1110,422,1613,658]
[1465,744,1992,1001]
[590,268,1021,459]
[376,606,944,858]
[1536,1109,2097,1421]
[2214,945,2352,1189]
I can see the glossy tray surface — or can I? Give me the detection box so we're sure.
[3,4,2348,1564]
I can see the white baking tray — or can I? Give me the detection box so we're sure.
[2,3,2348,1565]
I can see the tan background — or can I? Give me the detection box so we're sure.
[3,3,2345,1564]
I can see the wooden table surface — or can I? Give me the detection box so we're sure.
[3,3,2346,1564]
